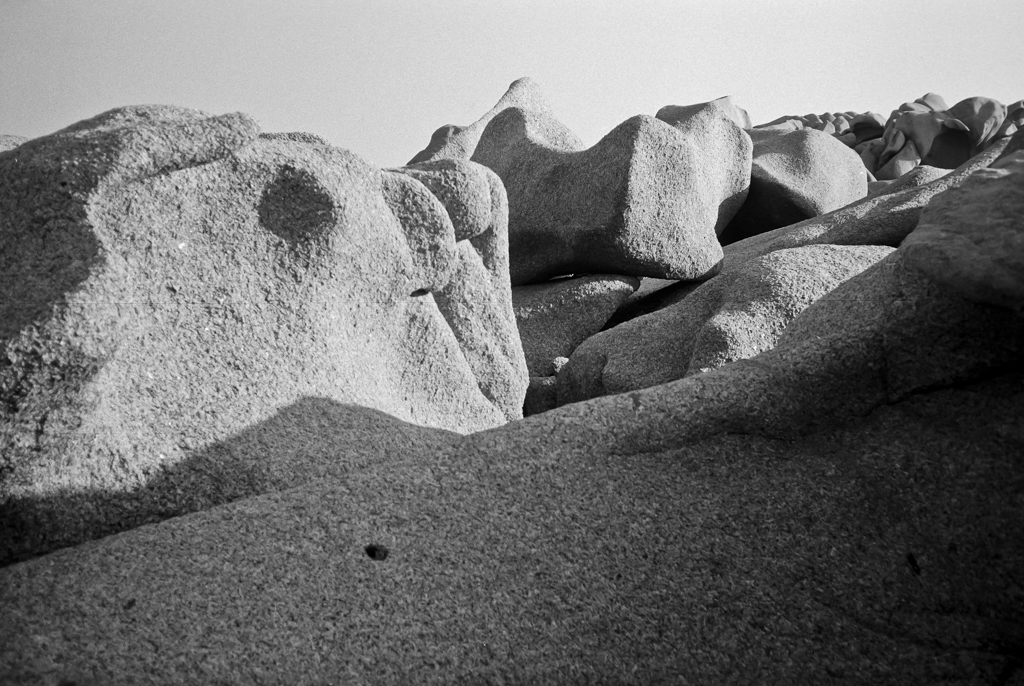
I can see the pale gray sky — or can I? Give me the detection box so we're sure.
[2,0,1021,167]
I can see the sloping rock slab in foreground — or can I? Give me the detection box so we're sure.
[1,369,1021,684]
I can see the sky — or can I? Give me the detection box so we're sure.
[2,0,1021,168]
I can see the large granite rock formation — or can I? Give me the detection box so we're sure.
[1,88,1022,684]
[901,150,1024,314]
[557,244,892,404]
[609,135,1013,331]
[854,94,1024,180]
[873,96,1023,179]
[721,127,868,243]
[1,200,1021,683]
[0,106,525,565]
[756,109,887,147]
[388,159,529,421]
[471,98,751,285]
[719,136,1014,275]
[408,77,569,164]
[754,93,1023,187]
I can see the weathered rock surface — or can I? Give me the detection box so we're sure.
[865,164,950,198]
[656,95,752,132]
[408,77,569,164]
[1,245,1020,684]
[0,134,28,152]
[389,159,529,421]
[756,110,888,150]
[513,274,639,377]
[614,135,1015,333]
[0,106,519,565]
[2,88,1023,685]
[872,95,1023,180]
[720,127,868,244]
[654,96,753,228]
[901,150,1024,315]
[471,100,750,285]
[558,245,892,404]
[755,93,1023,186]
[722,137,1013,271]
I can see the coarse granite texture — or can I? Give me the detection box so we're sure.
[1,368,1021,685]
[720,127,868,244]
[606,135,1016,327]
[0,106,514,565]
[723,136,1012,269]
[407,77,565,165]
[558,244,892,404]
[1,399,463,568]
[901,150,1024,315]
[386,159,529,421]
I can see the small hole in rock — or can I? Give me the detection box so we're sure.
[410,288,430,297]
[365,544,389,561]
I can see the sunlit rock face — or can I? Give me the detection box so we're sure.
[471,99,749,285]
[512,274,640,377]
[871,96,1023,179]
[407,77,566,165]
[751,93,1023,185]
[1,81,1024,685]
[0,105,525,564]
[556,244,893,404]
[389,158,529,421]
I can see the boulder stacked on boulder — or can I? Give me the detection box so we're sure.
[387,158,529,422]
[0,105,527,565]
[1,81,1022,684]
[469,94,750,285]
[720,126,868,243]
[557,244,892,404]
[758,93,1024,182]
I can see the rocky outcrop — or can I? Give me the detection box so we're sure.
[557,245,892,404]
[901,149,1024,315]
[658,95,752,130]
[870,96,1023,180]
[755,93,1023,185]
[722,137,1013,270]
[612,136,1012,330]
[389,159,529,421]
[471,98,750,285]
[2,86,1022,685]
[408,77,572,164]
[865,164,950,198]
[0,106,523,564]
[2,222,1020,684]
[756,110,888,148]
[721,127,868,243]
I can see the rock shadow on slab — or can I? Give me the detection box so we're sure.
[0,396,461,567]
